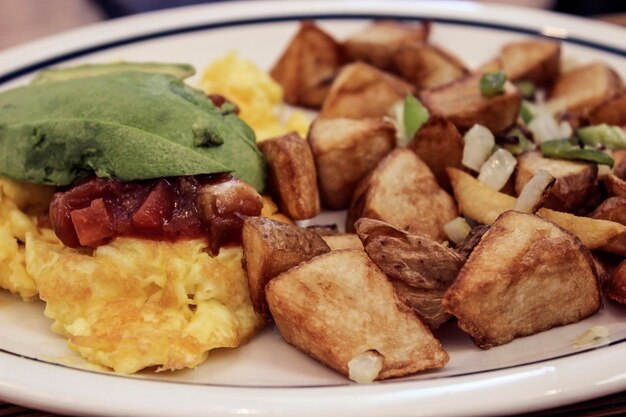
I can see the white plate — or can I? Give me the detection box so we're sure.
[1,1,626,416]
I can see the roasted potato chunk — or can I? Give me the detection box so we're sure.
[393,43,468,90]
[320,62,414,119]
[241,216,330,317]
[589,91,626,126]
[258,132,320,220]
[355,218,465,329]
[515,151,597,213]
[607,260,626,304]
[348,149,458,242]
[443,210,601,349]
[343,20,430,71]
[420,73,522,133]
[547,62,624,115]
[604,173,626,199]
[270,21,343,108]
[590,197,626,257]
[308,117,396,209]
[265,249,449,380]
[408,115,464,191]
[479,40,560,86]
[447,167,626,250]
[321,233,364,251]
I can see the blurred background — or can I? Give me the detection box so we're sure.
[1,0,625,51]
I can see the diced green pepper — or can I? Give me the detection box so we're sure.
[577,124,626,150]
[540,138,614,167]
[480,71,507,97]
[519,100,536,125]
[502,128,534,155]
[403,94,429,139]
[515,80,536,99]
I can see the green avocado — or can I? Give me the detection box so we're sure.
[0,71,266,191]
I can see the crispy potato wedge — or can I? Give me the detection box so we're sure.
[241,216,330,317]
[443,210,601,349]
[590,197,626,257]
[408,115,464,191]
[393,42,468,90]
[515,151,597,213]
[343,20,430,71]
[355,218,465,329]
[420,73,522,133]
[308,117,396,209]
[589,91,626,126]
[348,149,458,242]
[265,249,449,380]
[604,173,626,199]
[270,21,344,108]
[547,62,624,115]
[607,260,626,304]
[320,62,414,119]
[447,168,626,250]
[322,233,364,251]
[258,132,320,220]
[478,40,560,86]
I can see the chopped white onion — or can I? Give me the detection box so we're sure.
[462,124,495,172]
[348,350,384,383]
[514,169,555,213]
[572,325,609,348]
[444,217,472,245]
[528,114,558,143]
[477,148,517,190]
[388,100,410,147]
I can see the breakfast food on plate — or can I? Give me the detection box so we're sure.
[1,17,626,383]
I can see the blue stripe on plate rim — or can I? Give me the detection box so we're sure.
[0,11,625,389]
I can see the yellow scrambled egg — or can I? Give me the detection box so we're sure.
[0,179,275,374]
[200,51,310,141]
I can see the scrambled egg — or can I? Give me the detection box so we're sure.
[0,179,278,374]
[200,51,310,141]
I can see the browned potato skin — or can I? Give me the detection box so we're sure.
[515,151,598,213]
[241,216,330,318]
[589,92,626,126]
[321,233,364,251]
[408,115,464,191]
[308,117,396,209]
[347,149,458,242]
[590,197,626,257]
[607,260,626,304]
[393,42,468,90]
[270,21,344,108]
[355,218,465,329]
[265,249,449,380]
[605,173,626,199]
[443,210,601,349]
[419,73,522,134]
[343,20,430,71]
[320,62,414,119]
[258,132,320,220]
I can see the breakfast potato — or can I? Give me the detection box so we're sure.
[589,92,626,126]
[355,218,465,329]
[258,132,320,220]
[321,233,364,251]
[419,73,522,133]
[241,216,330,317]
[607,260,626,304]
[308,117,396,209]
[590,197,626,257]
[447,167,626,250]
[348,149,458,242]
[546,62,625,115]
[265,249,449,381]
[478,40,560,86]
[270,21,344,108]
[408,115,464,191]
[393,43,468,90]
[604,173,626,199]
[443,210,601,349]
[515,151,597,213]
[320,62,414,119]
[343,20,430,71]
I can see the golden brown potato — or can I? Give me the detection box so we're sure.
[241,216,330,317]
[408,115,464,191]
[547,62,625,115]
[614,150,626,180]
[478,40,560,86]
[447,167,626,250]
[607,260,626,304]
[393,42,468,90]
[590,197,626,257]
[308,117,396,209]
[265,249,449,380]
[355,218,465,329]
[420,73,522,133]
[515,151,597,213]
[443,210,601,349]
[270,21,344,108]
[589,92,626,126]
[258,132,320,220]
[348,149,458,242]
[343,20,430,71]
[604,173,626,199]
[321,233,364,251]
[320,62,414,119]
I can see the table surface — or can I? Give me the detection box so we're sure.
[1,3,626,416]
